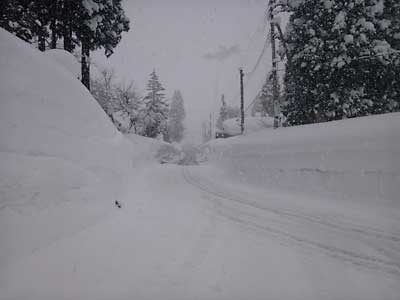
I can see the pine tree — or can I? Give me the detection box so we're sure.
[60,0,78,52]
[252,71,277,117]
[140,70,168,138]
[34,0,53,51]
[0,1,130,90]
[216,95,228,130]
[281,0,400,125]
[0,0,37,43]
[202,120,212,143]
[75,0,130,90]
[0,0,62,51]
[168,90,186,143]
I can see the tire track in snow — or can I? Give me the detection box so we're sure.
[182,166,400,278]
[183,167,400,242]
[176,212,218,292]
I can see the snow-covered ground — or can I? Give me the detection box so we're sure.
[1,29,400,299]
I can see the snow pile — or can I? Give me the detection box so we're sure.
[45,49,80,79]
[0,28,141,267]
[207,113,400,204]
[222,116,274,136]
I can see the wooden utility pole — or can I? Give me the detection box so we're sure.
[269,3,280,128]
[209,113,213,140]
[239,68,244,134]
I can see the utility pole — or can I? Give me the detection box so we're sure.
[239,68,244,134]
[269,2,280,129]
[209,113,213,140]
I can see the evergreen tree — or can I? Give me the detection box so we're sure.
[280,0,400,125]
[75,0,130,90]
[34,0,53,51]
[48,0,60,49]
[168,90,186,143]
[216,95,228,130]
[60,0,78,52]
[1,0,65,50]
[0,0,37,43]
[140,70,168,138]
[252,71,277,117]
[0,0,130,90]
[202,120,212,143]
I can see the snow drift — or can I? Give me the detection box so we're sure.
[0,28,143,267]
[206,113,400,205]
[45,49,80,79]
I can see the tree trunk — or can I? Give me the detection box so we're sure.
[62,1,73,52]
[81,41,90,90]
[38,27,46,51]
[50,18,57,49]
[63,27,72,52]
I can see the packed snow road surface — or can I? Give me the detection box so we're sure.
[184,165,400,278]
[1,164,399,300]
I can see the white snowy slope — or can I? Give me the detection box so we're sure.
[1,28,400,300]
[207,112,400,204]
[45,48,81,79]
[0,28,156,269]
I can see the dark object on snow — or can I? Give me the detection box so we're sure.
[115,200,121,208]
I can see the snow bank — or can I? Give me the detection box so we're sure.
[221,116,274,136]
[45,49,80,79]
[0,29,140,267]
[207,113,400,204]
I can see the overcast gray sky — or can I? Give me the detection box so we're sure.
[93,0,273,143]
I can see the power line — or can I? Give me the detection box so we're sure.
[245,35,270,76]
[229,12,272,106]
[230,36,270,106]
[225,10,269,105]
[239,8,269,68]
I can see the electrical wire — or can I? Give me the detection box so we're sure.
[225,9,269,105]
[245,35,270,77]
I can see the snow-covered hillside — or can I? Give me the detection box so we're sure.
[0,28,155,268]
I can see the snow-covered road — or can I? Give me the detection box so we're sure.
[183,165,400,277]
[1,163,399,300]
[2,27,399,300]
